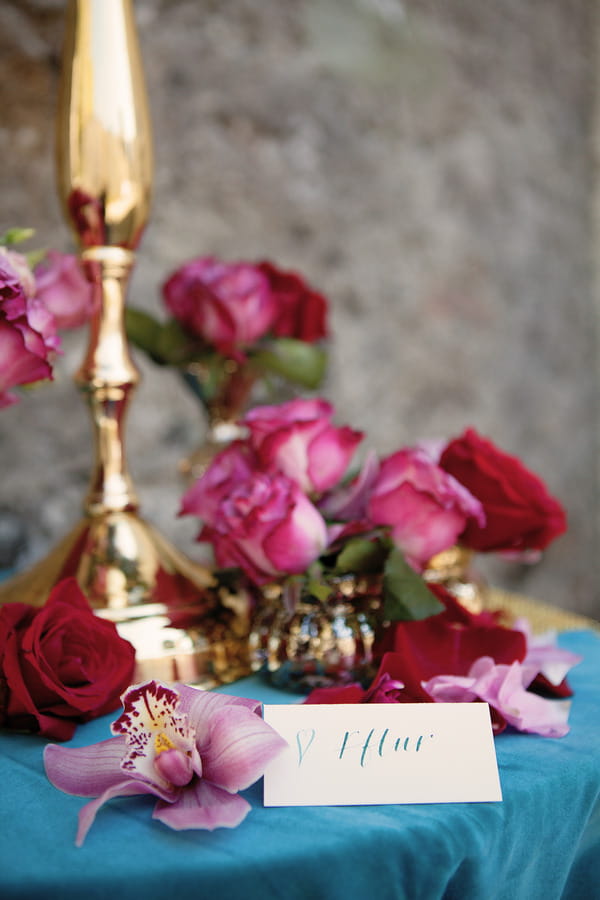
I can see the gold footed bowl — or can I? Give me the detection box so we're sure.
[249,574,384,693]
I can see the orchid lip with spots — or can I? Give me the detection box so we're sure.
[44,680,288,846]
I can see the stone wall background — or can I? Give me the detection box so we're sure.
[1,0,598,618]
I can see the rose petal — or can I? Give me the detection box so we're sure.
[304,684,367,704]
[152,780,251,831]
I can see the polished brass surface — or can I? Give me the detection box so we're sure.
[249,575,384,692]
[423,545,489,614]
[0,0,250,687]
[56,0,152,250]
[178,360,255,481]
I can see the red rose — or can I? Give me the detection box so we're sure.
[439,427,567,553]
[258,261,328,343]
[0,577,136,740]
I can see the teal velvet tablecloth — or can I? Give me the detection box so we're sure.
[1,629,599,900]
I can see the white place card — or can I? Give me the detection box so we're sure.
[263,702,502,806]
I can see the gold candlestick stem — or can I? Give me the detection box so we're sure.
[0,0,250,687]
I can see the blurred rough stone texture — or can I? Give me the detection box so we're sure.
[0,0,598,617]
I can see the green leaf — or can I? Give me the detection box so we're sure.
[0,227,35,247]
[26,248,48,270]
[252,338,327,388]
[334,537,386,574]
[155,318,199,365]
[382,547,444,621]
[125,307,164,362]
[305,578,332,603]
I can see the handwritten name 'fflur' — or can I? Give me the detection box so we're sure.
[263,702,502,807]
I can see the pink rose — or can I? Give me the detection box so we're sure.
[182,459,328,585]
[0,247,36,298]
[367,447,485,568]
[179,442,257,526]
[257,261,328,343]
[0,263,56,407]
[162,257,277,358]
[34,250,96,330]
[243,398,363,495]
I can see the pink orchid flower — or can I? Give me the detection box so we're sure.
[423,656,572,737]
[44,680,287,846]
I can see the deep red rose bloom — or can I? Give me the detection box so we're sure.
[439,427,567,553]
[258,261,328,343]
[0,577,136,740]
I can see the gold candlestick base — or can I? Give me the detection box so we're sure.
[0,512,250,687]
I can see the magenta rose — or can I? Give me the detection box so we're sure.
[439,428,567,553]
[0,578,136,741]
[179,441,258,526]
[34,250,96,330]
[367,447,485,568]
[162,256,277,358]
[243,398,363,495]
[0,262,56,407]
[258,260,328,343]
[187,469,328,586]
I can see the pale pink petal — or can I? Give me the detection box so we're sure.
[152,780,251,831]
[373,482,468,565]
[494,662,571,737]
[319,450,380,520]
[515,620,583,686]
[154,748,195,786]
[176,684,261,748]
[306,425,363,492]
[425,656,572,737]
[76,779,164,847]
[259,421,322,493]
[422,674,480,703]
[199,706,288,792]
[265,491,327,573]
[44,738,128,797]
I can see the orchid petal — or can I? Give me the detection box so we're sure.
[153,780,251,831]
[200,706,288,793]
[112,681,195,790]
[176,684,260,735]
[76,779,164,847]
[154,748,195,787]
[44,738,127,797]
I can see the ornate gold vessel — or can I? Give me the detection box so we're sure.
[0,0,248,686]
[249,575,383,692]
[423,545,489,614]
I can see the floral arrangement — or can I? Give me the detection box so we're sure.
[125,256,329,415]
[303,586,582,738]
[0,578,135,740]
[0,227,94,408]
[178,395,575,737]
[44,678,287,844]
[180,397,567,622]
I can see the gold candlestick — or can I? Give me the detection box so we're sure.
[0,0,250,687]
